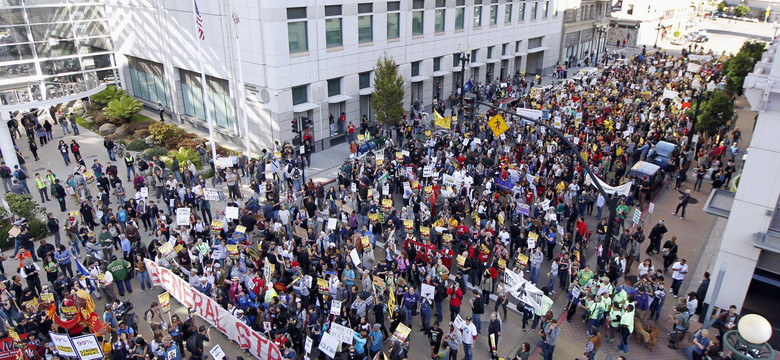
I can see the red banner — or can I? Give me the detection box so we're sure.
[0,333,28,360]
[144,260,282,360]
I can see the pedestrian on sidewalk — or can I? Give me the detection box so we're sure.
[646,220,667,255]
[13,165,30,194]
[58,115,70,135]
[157,102,165,122]
[672,189,691,219]
[69,113,79,135]
[58,140,70,165]
[28,137,39,161]
[540,319,560,360]
[584,329,602,360]
[104,139,117,161]
[34,173,50,203]
[671,259,689,297]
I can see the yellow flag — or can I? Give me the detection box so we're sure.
[434,111,451,129]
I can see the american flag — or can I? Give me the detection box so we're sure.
[194,0,205,40]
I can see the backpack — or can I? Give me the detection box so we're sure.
[0,167,10,179]
[16,170,26,180]
[681,313,691,330]
[186,334,198,353]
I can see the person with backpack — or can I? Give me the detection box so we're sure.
[0,161,13,193]
[185,326,210,358]
[13,165,30,194]
[667,304,691,349]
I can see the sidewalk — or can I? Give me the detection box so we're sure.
[138,106,349,186]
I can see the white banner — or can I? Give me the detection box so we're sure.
[584,175,633,197]
[176,208,190,226]
[421,283,435,301]
[70,335,103,360]
[144,259,282,360]
[225,206,239,220]
[217,157,233,169]
[329,322,354,344]
[504,269,544,311]
[203,188,220,201]
[318,332,339,359]
[49,332,78,358]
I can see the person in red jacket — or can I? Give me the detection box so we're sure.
[447,282,463,321]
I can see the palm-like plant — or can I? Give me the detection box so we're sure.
[91,85,126,105]
[104,95,143,123]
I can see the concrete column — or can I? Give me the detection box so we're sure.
[0,112,19,170]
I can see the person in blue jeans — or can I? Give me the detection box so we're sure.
[541,320,561,360]
[402,287,419,327]
[529,247,544,284]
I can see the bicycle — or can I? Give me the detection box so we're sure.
[115,142,126,158]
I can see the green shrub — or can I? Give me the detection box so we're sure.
[104,95,143,124]
[0,222,12,250]
[75,116,94,129]
[148,122,185,147]
[28,219,48,240]
[126,139,149,151]
[4,193,41,220]
[91,85,126,106]
[165,147,202,169]
[673,31,681,38]
[142,146,169,159]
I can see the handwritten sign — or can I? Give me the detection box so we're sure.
[329,322,354,344]
[176,208,190,226]
[318,332,339,358]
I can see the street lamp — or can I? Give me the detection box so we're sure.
[594,24,609,67]
[654,22,664,48]
[723,314,775,359]
[457,45,471,123]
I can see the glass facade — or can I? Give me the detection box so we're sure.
[180,69,234,129]
[128,56,168,107]
[0,0,116,106]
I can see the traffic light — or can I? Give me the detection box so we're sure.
[291,119,299,133]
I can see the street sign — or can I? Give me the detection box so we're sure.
[633,208,642,224]
[488,114,509,136]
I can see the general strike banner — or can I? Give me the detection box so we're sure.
[144,259,282,360]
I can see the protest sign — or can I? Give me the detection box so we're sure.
[176,208,190,226]
[71,335,103,360]
[49,332,77,358]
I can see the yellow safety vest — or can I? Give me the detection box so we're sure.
[36,178,46,189]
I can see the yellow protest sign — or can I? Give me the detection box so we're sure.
[361,236,370,248]
[434,111,451,129]
[487,114,509,136]
[425,130,431,137]
[457,255,466,267]
[158,291,171,313]
[404,219,414,233]
[40,293,54,303]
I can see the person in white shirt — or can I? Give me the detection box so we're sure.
[670,259,688,298]
[461,316,477,360]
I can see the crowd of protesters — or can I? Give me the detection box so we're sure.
[0,46,746,360]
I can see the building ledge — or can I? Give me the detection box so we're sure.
[753,231,780,254]
[703,188,736,218]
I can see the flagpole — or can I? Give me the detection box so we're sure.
[231,9,251,159]
[193,0,218,165]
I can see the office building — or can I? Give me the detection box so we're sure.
[110,0,564,153]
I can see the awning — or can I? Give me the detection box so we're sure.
[470,62,485,68]
[433,70,450,77]
[328,94,352,103]
[0,83,108,113]
[410,75,431,82]
[292,102,319,112]
[527,46,549,53]
[358,87,373,96]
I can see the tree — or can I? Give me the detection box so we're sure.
[371,56,405,129]
[734,4,750,17]
[104,95,143,123]
[696,90,734,137]
[716,0,728,12]
[723,41,766,95]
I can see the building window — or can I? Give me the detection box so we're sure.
[531,2,537,19]
[455,0,465,29]
[487,46,494,59]
[473,0,483,27]
[128,56,168,107]
[180,69,234,129]
[543,1,549,17]
[412,0,425,35]
[453,53,461,68]
[434,56,442,71]
[502,43,508,55]
[327,78,341,97]
[325,5,342,48]
[471,49,478,62]
[292,85,308,106]
[387,1,401,39]
[515,40,521,52]
[627,4,634,15]
[518,2,525,21]
[358,3,373,43]
[505,3,513,22]
[411,61,421,77]
[287,7,308,53]
[490,0,499,25]
[528,36,542,48]
[435,0,446,33]
[359,71,371,89]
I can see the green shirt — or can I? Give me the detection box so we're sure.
[97,231,113,247]
[108,259,131,281]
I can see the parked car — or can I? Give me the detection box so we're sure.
[628,161,665,197]
[692,34,709,42]
[649,140,680,171]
